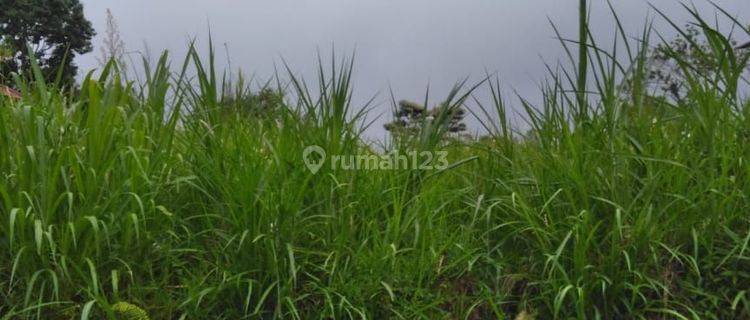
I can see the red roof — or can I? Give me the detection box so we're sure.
[0,86,21,100]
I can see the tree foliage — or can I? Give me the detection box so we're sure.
[385,100,467,138]
[0,0,95,86]
[644,24,750,101]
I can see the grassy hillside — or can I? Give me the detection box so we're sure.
[1,5,750,320]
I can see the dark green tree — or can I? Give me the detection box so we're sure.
[385,100,467,137]
[0,0,95,86]
[643,25,750,101]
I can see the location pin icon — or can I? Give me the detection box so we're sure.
[303,145,326,174]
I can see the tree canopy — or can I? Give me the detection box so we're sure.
[642,25,750,101]
[0,0,95,86]
[385,100,467,138]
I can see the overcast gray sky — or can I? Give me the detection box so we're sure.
[77,0,750,139]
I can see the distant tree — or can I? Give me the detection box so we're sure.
[385,100,467,137]
[0,0,95,86]
[221,86,287,120]
[97,9,127,73]
[643,24,750,101]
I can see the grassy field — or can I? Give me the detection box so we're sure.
[2,3,750,320]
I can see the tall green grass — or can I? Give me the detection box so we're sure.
[1,3,750,319]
